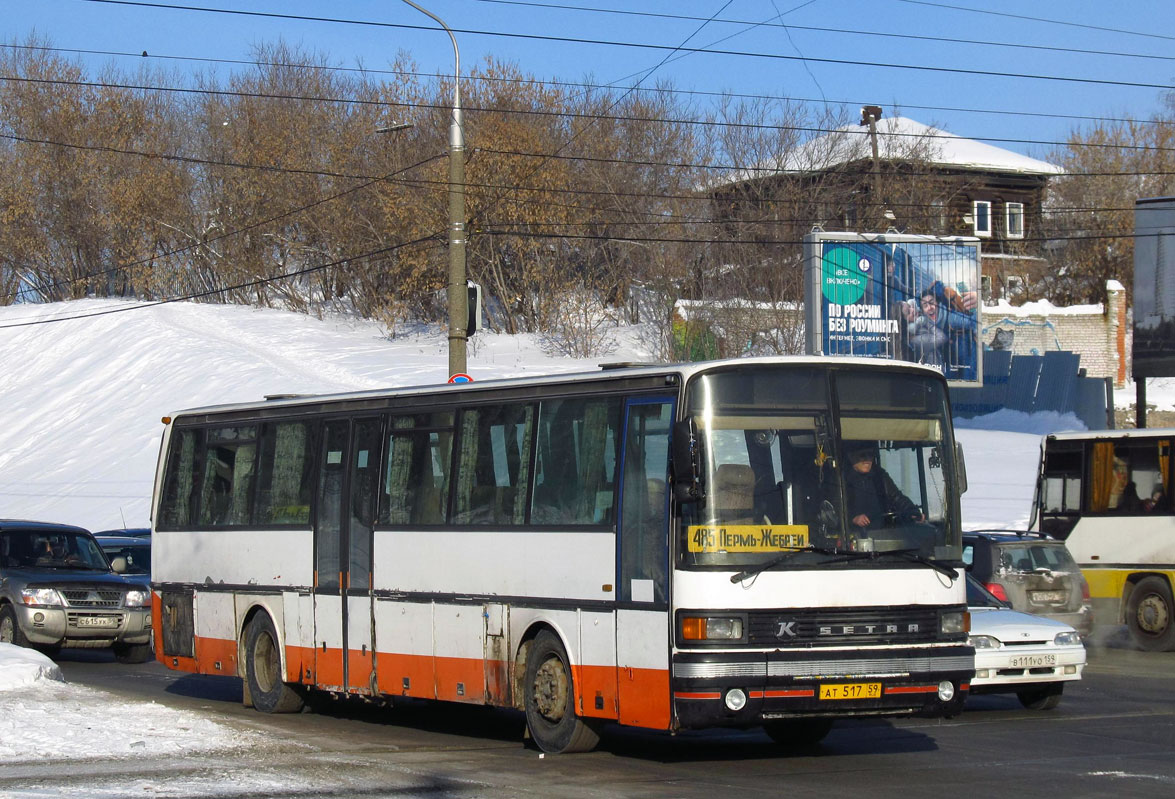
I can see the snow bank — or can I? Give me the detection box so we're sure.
[0,643,64,690]
[954,408,1087,436]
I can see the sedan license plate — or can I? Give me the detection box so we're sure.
[1009,654,1056,668]
[75,616,118,628]
[1032,590,1067,603]
[819,682,881,700]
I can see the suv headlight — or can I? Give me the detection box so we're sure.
[21,588,64,607]
[1053,630,1081,647]
[968,634,1000,649]
[124,589,151,608]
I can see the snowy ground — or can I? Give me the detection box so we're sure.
[1,298,1172,785]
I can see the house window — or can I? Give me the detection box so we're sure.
[1006,202,1024,238]
[972,201,992,237]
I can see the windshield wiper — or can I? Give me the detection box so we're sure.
[872,548,959,580]
[730,546,872,583]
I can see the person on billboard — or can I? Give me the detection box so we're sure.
[904,287,977,380]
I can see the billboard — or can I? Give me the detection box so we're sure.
[1133,197,1175,378]
[805,231,982,385]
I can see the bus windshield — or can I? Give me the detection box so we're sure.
[679,365,961,570]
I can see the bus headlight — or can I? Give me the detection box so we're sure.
[940,610,968,634]
[681,616,744,641]
[724,688,748,711]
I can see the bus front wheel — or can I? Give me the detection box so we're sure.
[523,630,600,754]
[244,613,305,713]
[1126,576,1175,652]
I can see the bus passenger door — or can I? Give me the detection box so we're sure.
[314,417,382,694]
[615,398,673,729]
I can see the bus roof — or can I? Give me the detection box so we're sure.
[163,355,947,421]
[1046,428,1175,442]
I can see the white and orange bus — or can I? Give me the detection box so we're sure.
[150,356,972,752]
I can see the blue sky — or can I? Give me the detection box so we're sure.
[3,0,1174,159]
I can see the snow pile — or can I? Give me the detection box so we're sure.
[954,408,1087,436]
[0,644,262,762]
[0,643,64,690]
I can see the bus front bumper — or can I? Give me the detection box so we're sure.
[671,645,973,728]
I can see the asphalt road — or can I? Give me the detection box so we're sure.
[8,627,1175,799]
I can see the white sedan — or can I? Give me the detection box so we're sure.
[966,575,1086,710]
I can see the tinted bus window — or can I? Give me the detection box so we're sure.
[380,412,455,526]
[255,421,315,525]
[454,404,534,526]
[199,426,258,527]
[160,428,201,528]
[531,397,622,526]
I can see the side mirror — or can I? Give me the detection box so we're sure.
[955,441,968,495]
[672,417,703,503]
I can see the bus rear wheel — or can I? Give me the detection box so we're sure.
[244,613,305,713]
[523,630,600,754]
[1126,576,1175,652]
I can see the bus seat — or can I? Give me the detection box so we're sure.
[712,464,756,524]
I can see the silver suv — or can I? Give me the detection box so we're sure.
[0,520,153,663]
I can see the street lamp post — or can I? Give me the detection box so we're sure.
[401,0,467,376]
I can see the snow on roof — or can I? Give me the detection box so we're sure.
[714,116,1063,189]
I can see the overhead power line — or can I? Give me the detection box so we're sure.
[895,0,1175,43]
[474,0,1175,63]
[6,41,1171,130]
[77,0,1175,91]
[5,73,1172,156]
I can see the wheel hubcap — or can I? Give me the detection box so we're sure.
[253,631,280,692]
[1137,593,1170,635]
[533,656,568,722]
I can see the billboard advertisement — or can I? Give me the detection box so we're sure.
[1133,197,1175,378]
[804,231,982,385]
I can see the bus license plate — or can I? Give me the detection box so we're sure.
[819,682,881,700]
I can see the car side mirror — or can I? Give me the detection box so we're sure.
[111,556,128,574]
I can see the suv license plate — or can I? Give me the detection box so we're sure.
[1032,590,1066,602]
[75,616,118,628]
[819,682,881,700]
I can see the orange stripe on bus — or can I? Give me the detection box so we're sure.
[674,692,722,700]
[173,634,673,729]
[885,685,937,695]
[749,689,816,699]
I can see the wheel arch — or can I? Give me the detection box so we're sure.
[237,598,286,681]
[512,620,575,711]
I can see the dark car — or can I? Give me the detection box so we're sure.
[93,534,152,595]
[94,527,151,538]
[0,520,153,662]
[963,530,1093,638]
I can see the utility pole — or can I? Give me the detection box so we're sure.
[860,105,884,227]
[401,0,467,376]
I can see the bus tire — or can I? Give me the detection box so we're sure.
[1126,576,1175,652]
[763,718,834,747]
[523,630,600,754]
[1017,683,1063,710]
[244,613,305,713]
